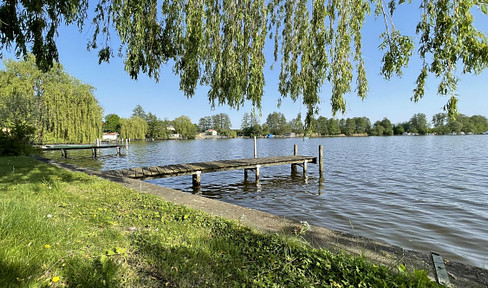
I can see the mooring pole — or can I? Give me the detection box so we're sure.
[254,136,257,158]
[319,145,324,178]
[291,144,298,173]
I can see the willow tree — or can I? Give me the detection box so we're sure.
[119,116,148,140]
[1,1,487,125]
[0,56,103,143]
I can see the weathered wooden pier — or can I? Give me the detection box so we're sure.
[108,144,324,187]
[42,144,126,158]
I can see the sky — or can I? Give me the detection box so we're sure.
[2,3,488,128]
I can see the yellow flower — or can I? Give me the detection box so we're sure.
[45,244,51,249]
[52,276,60,283]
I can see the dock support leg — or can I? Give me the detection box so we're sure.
[192,171,201,187]
[244,165,260,181]
[255,165,260,181]
[61,149,67,158]
[92,147,97,158]
[302,160,308,174]
[117,146,121,156]
[319,145,324,178]
[291,144,298,173]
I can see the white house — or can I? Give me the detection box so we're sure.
[206,129,218,136]
[102,132,118,141]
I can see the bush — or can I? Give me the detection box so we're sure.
[0,123,36,156]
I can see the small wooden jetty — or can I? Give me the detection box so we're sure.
[42,144,126,158]
[108,155,318,187]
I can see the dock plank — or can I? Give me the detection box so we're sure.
[109,155,317,179]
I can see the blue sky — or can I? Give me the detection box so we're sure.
[3,3,488,128]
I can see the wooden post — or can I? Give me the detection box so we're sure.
[291,144,298,173]
[61,149,67,158]
[319,145,324,178]
[244,169,249,181]
[117,146,121,156]
[92,147,97,158]
[302,160,308,174]
[255,165,260,180]
[254,136,257,158]
[192,171,201,187]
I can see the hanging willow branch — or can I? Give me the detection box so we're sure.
[2,0,488,123]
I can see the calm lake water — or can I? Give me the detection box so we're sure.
[44,136,488,268]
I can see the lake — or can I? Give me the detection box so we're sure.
[44,136,488,268]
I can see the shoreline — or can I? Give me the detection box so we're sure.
[34,156,488,287]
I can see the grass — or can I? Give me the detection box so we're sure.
[0,156,442,287]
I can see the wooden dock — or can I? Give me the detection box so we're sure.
[42,144,126,158]
[107,155,317,187]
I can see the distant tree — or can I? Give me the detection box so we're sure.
[220,129,237,138]
[266,112,288,135]
[316,116,329,135]
[328,119,341,135]
[103,114,120,133]
[338,119,347,135]
[381,118,394,135]
[393,124,405,135]
[345,118,356,136]
[146,112,168,139]
[119,116,147,140]
[448,120,463,134]
[432,113,447,128]
[289,113,304,134]
[132,105,147,120]
[198,116,213,132]
[370,121,384,136]
[241,113,251,130]
[370,118,393,136]
[212,113,231,131]
[261,123,270,135]
[355,117,371,134]
[241,112,260,135]
[409,113,429,135]
[172,116,197,139]
[470,115,488,134]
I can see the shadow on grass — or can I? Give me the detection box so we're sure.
[0,156,95,186]
[64,256,121,288]
[0,258,37,287]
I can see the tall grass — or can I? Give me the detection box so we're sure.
[0,157,441,287]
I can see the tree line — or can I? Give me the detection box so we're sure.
[238,112,488,137]
[110,109,488,140]
[104,105,197,140]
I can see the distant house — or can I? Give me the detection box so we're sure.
[168,133,182,140]
[284,132,296,138]
[206,129,218,136]
[167,125,176,132]
[102,132,118,141]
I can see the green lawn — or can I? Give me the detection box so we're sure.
[0,156,441,287]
